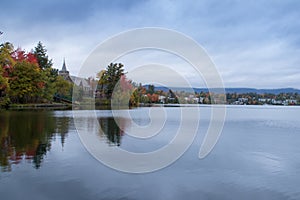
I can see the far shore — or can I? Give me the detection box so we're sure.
[1,102,299,111]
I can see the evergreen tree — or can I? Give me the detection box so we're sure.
[34,42,59,101]
[99,63,125,99]
[147,84,155,94]
[34,41,53,69]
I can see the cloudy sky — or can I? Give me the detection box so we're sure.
[1,0,299,89]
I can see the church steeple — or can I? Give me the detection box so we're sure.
[59,58,70,79]
[61,58,67,72]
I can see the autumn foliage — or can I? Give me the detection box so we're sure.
[11,48,38,65]
[0,42,69,105]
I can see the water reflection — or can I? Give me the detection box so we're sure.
[98,117,128,146]
[0,111,70,172]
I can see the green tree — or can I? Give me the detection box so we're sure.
[41,68,58,101]
[54,75,73,99]
[96,70,107,97]
[9,61,44,103]
[0,68,10,107]
[130,89,139,106]
[0,42,15,66]
[98,63,125,99]
[147,84,155,94]
[33,42,58,102]
[0,43,14,106]
[140,94,149,104]
[33,41,53,69]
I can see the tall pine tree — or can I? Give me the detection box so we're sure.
[33,42,58,101]
[34,41,53,70]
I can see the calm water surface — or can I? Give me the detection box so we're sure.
[1,106,300,200]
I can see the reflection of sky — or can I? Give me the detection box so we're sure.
[250,152,283,173]
[1,0,300,88]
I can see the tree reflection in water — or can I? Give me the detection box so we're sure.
[98,117,128,146]
[0,111,70,172]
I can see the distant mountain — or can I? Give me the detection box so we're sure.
[223,88,300,95]
[145,85,300,94]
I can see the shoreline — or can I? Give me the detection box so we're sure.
[1,102,299,111]
[6,103,72,110]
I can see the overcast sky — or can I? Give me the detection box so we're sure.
[1,0,299,89]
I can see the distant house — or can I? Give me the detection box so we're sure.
[258,98,267,103]
[285,99,297,105]
[58,59,96,96]
[70,76,92,95]
[199,97,204,104]
[271,99,283,105]
[192,97,200,104]
[158,95,166,104]
[238,98,248,103]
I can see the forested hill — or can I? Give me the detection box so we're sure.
[150,86,300,95]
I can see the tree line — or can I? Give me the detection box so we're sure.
[95,63,180,107]
[95,64,300,106]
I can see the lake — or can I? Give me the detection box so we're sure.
[1,106,300,200]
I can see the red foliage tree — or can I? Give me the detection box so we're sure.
[11,48,38,65]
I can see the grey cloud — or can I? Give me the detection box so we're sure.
[1,0,299,89]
